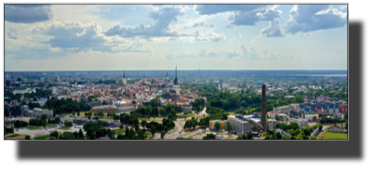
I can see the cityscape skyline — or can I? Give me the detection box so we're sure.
[5,4,348,71]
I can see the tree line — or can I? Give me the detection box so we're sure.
[43,97,91,115]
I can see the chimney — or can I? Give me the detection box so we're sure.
[261,84,266,128]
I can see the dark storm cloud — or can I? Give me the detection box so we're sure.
[5,5,53,23]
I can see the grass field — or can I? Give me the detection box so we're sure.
[322,132,348,140]
[5,134,26,140]
[34,135,52,140]
[177,113,196,118]
[113,128,126,135]
[59,126,72,130]
[26,126,43,130]
[23,123,56,130]
[6,134,19,138]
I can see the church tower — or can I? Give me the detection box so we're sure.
[173,65,180,95]
[122,71,127,85]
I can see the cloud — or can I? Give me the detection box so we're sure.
[195,5,281,26]
[279,54,288,60]
[105,6,183,39]
[284,5,347,34]
[250,36,262,43]
[5,5,53,23]
[261,20,284,37]
[166,54,173,60]
[297,56,301,60]
[195,5,266,15]
[225,52,239,59]
[239,33,242,38]
[7,27,18,39]
[192,22,214,28]
[199,50,219,58]
[193,32,226,42]
[278,54,295,60]
[166,53,196,60]
[30,21,151,54]
[176,53,196,59]
[5,38,68,60]
[264,53,278,60]
[240,44,259,60]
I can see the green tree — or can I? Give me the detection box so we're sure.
[247,131,253,139]
[25,135,31,140]
[78,129,84,139]
[242,134,247,140]
[310,136,317,140]
[41,120,47,128]
[150,125,156,136]
[226,121,231,134]
[50,131,59,139]
[161,131,166,138]
[214,122,221,132]
[119,124,124,129]
[107,130,115,139]
[134,124,140,132]
[276,132,283,139]
[125,127,130,139]
[236,136,243,140]
[41,114,47,121]
[159,108,166,117]
[59,132,75,139]
[142,120,147,129]
[275,114,280,121]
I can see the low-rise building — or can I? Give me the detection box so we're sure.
[291,118,308,128]
[268,111,281,119]
[209,120,227,130]
[181,104,193,113]
[305,114,319,122]
[229,115,252,135]
[267,119,277,131]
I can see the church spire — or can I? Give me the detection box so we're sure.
[174,65,178,85]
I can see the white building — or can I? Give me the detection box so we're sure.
[52,87,57,95]
[305,114,319,122]
[267,119,277,131]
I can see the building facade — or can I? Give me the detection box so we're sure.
[181,104,193,113]
[267,119,277,131]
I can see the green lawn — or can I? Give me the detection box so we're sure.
[26,126,43,130]
[113,128,126,135]
[23,124,56,130]
[34,135,52,140]
[6,134,19,138]
[177,113,195,118]
[59,126,72,130]
[322,132,348,140]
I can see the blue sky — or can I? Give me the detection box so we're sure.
[4,4,348,71]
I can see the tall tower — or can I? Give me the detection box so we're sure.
[174,65,178,85]
[122,70,127,85]
[173,65,180,95]
[261,84,266,129]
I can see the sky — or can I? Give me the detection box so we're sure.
[4,4,348,71]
